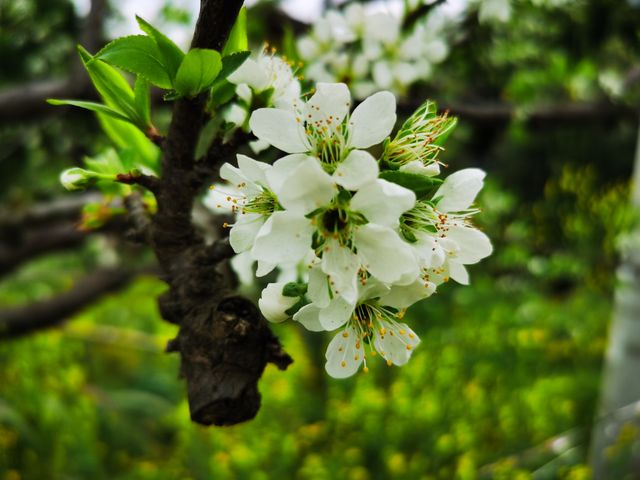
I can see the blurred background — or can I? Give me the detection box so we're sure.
[1,0,640,478]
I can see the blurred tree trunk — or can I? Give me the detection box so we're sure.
[589,120,640,479]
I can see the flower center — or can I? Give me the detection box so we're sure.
[242,188,281,216]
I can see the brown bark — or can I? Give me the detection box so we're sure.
[146,0,292,426]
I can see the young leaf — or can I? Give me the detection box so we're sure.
[96,35,173,89]
[77,46,140,124]
[96,114,160,173]
[174,48,222,97]
[222,7,248,56]
[47,99,132,123]
[133,76,151,127]
[136,16,184,81]
[379,171,442,198]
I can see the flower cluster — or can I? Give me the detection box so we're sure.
[215,82,492,378]
[297,4,449,99]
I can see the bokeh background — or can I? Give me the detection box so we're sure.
[1,0,640,478]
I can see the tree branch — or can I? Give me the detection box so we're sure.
[0,0,107,123]
[402,0,447,30]
[0,267,142,339]
[147,0,292,427]
[404,100,638,127]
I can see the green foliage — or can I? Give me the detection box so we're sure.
[174,48,222,98]
[379,171,442,198]
[95,35,173,89]
[136,16,185,81]
[223,7,248,56]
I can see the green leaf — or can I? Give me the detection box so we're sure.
[136,16,184,81]
[222,7,247,56]
[47,99,132,123]
[133,76,151,127]
[96,35,173,89]
[175,48,222,97]
[282,282,308,298]
[379,171,442,198]
[208,80,238,109]
[195,118,220,160]
[96,114,160,173]
[77,46,141,125]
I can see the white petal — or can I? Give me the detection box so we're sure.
[236,154,270,185]
[230,251,255,286]
[256,260,276,277]
[202,185,235,213]
[229,213,265,253]
[219,162,245,186]
[379,279,436,310]
[297,37,319,58]
[364,13,400,44]
[321,238,359,304]
[267,154,336,214]
[350,179,415,228]
[349,91,396,148]
[333,150,379,191]
[228,58,269,90]
[308,266,330,308]
[251,211,313,264]
[399,160,440,177]
[355,224,418,283]
[435,168,486,212]
[224,103,248,126]
[249,139,270,155]
[325,325,363,378]
[258,283,299,323]
[414,233,445,269]
[372,61,393,89]
[374,321,420,366]
[445,226,493,264]
[449,262,469,285]
[235,83,252,103]
[319,295,355,331]
[293,304,325,331]
[304,82,351,126]
[249,108,311,153]
[358,278,390,301]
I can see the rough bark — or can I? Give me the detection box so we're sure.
[148,0,292,426]
[589,119,640,479]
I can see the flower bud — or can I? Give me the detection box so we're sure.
[258,282,299,323]
[59,168,96,191]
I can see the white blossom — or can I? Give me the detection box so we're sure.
[259,282,300,323]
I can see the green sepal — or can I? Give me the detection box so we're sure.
[379,170,442,198]
[282,282,308,298]
[284,298,308,317]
